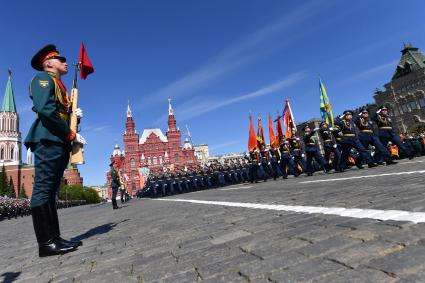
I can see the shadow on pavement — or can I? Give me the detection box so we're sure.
[1,272,21,283]
[70,222,118,242]
[70,219,130,242]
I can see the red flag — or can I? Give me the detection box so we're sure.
[79,42,94,79]
[275,115,283,145]
[268,114,276,148]
[283,99,296,139]
[248,115,257,151]
[257,116,265,148]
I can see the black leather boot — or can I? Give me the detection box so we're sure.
[112,199,120,209]
[49,202,82,247]
[31,203,77,257]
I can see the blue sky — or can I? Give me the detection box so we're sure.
[1,1,425,186]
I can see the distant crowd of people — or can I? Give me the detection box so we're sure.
[135,106,425,198]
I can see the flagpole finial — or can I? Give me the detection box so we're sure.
[7,68,12,78]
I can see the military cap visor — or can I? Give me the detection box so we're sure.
[31,44,66,71]
[343,110,353,115]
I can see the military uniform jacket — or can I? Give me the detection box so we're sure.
[290,139,303,156]
[335,119,358,140]
[355,117,374,134]
[373,114,395,138]
[319,127,334,144]
[303,132,319,151]
[110,169,121,189]
[24,72,73,149]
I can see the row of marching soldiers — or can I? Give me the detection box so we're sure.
[247,105,422,182]
[137,161,252,198]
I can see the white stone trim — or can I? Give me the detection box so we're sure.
[139,128,168,144]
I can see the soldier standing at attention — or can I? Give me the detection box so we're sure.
[110,162,121,209]
[25,44,86,257]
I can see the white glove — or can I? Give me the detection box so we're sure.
[329,127,334,131]
[74,133,87,145]
[75,108,83,119]
[333,144,337,148]
[313,127,320,132]
[301,154,305,158]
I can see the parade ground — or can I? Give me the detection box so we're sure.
[1,157,425,282]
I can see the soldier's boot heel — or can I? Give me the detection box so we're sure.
[49,202,82,247]
[32,203,78,258]
[39,239,77,257]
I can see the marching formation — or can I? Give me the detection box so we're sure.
[133,81,425,198]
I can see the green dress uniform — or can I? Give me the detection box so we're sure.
[25,71,73,207]
[110,166,120,209]
[25,44,80,257]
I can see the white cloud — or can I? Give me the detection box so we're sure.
[154,71,305,124]
[338,60,397,85]
[141,1,333,106]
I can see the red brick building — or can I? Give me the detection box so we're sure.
[0,72,83,199]
[107,99,199,197]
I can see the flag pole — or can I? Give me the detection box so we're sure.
[287,98,297,133]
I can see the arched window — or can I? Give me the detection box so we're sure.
[148,158,151,165]
[1,147,4,160]
[159,156,163,164]
[10,147,14,161]
[130,158,135,168]
[175,153,179,162]
[153,157,157,165]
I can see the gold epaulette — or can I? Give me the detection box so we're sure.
[56,111,70,121]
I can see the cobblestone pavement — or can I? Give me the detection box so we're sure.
[1,157,425,283]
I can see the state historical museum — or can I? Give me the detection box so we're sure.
[108,99,199,196]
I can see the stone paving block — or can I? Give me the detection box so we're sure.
[296,235,360,257]
[325,240,405,269]
[268,258,345,282]
[198,253,260,279]
[366,244,425,277]
[211,230,252,245]
[237,250,309,280]
[321,267,397,283]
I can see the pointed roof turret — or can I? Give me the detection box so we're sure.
[127,99,132,117]
[168,97,174,115]
[393,43,425,79]
[183,137,192,149]
[2,69,17,113]
[112,142,121,156]
[185,124,193,145]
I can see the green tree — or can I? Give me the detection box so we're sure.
[7,176,16,198]
[58,185,101,204]
[0,165,7,196]
[83,187,101,204]
[19,184,27,199]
